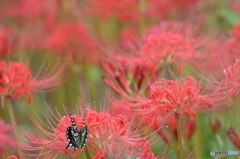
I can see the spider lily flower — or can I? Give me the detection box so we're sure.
[227,127,240,150]
[100,52,161,95]
[146,76,212,118]
[141,32,195,74]
[101,24,197,95]
[124,76,212,119]
[0,118,15,157]
[212,59,240,98]
[0,60,67,104]
[42,22,98,63]
[19,108,159,158]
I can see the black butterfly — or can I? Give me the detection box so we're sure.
[65,111,88,150]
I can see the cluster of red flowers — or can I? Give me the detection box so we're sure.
[0,0,240,158]
[20,108,157,158]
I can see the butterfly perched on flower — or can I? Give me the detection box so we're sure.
[65,109,88,150]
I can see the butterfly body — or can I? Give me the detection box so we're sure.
[65,111,88,150]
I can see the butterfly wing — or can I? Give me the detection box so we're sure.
[77,126,88,149]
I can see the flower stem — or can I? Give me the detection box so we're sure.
[85,148,92,159]
[175,112,183,159]
[7,97,25,159]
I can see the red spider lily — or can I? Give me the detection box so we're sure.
[100,51,161,95]
[101,22,198,95]
[217,59,240,98]
[141,32,195,74]
[147,76,212,117]
[124,77,212,120]
[85,0,139,22]
[19,108,159,158]
[0,118,15,157]
[42,22,98,63]
[0,60,66,103]
[227,127,240,149]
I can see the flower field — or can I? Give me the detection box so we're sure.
[0,0,240,159]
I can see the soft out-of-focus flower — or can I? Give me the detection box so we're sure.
[119,27,140,51]
[0,27,14,56]
[144,0,200,20]
[0,118,14,157]
[0,61,66,103]
[217,59,240,98]
[227,127,240,149]
[109,99,135,123]
[101,22,198,95]
[42,22,98,63]
[229,2,240,15]
[225,24,240,60]
[142,22,192,41]
[230,24,240,41]
[85,0,139,22]
[141,32,195,74]
[2,0,57,23]
[7,155,18,159]
[20,108,158,158]
[100,52,159,95]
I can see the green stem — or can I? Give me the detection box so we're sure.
[85,148,92,159]
[175,113,184,159]
[7,97,25,159]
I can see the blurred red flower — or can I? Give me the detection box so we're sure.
[145,0,200,20]
[219,59,240,98]
[0,28,15,56]
[230,24,240,41]
[42,22,98,63]
[141,32,195,74]
[0,61,66,103]
[7,155,18,159]
[85,0,139,22]
[2,0,56,23]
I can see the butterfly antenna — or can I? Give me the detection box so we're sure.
[82,109,87,127]
[64,105,77,127]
